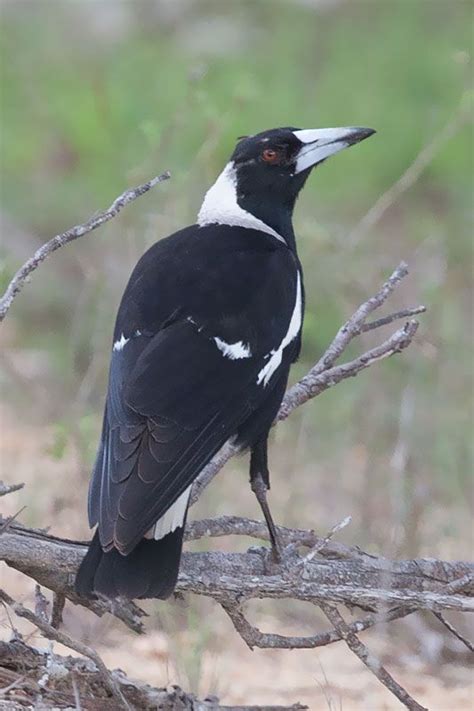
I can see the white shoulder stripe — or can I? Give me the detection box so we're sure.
[257,271,302,387]
[197,162,285,244]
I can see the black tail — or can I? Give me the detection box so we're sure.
[75,527,185,600]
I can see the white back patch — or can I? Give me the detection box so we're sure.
[257,271,302,387]
[197,162,285,243]
[153,485,192,541]
[214,337,251,360]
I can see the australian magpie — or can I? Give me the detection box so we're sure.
[75,125,375,600]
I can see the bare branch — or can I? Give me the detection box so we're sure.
[299,515,352,565]
[0,517,147,634]
[311,261,411,372]
[0,481,24,497]
[220,598,415,651]
[0,507,26,535]
[273,319,418,424]
[359,305,426,333]
[432,611,474,653]
[2,520,472,614]
[1,638,303,710]
[0,171,171,322]
[185,515,364,559]
[0,588,131,710]
[320,602,428,711]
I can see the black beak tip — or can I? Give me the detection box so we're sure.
[356,127,377,142]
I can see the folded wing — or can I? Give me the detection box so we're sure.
[89,319,258,555]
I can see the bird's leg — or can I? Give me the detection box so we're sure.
[249,439,283,563]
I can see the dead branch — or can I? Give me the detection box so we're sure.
[220,598,414,651]
[0,638,305,711]
[320,603,427,711]
[2,518,472,710]
[0,519,146,635]
[0,482,24,497]
[0,589,131,710]
[0,171,170,322]
[2,519,472,614]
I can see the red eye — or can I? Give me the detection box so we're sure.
[262,148,280,163]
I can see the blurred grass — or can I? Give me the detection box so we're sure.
[0,0,472,572]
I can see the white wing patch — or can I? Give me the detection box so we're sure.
[113,333,129,352]
[257,271,302,387]
[214,337,251,360]
[197,162,285,244]
[153,485,192,541]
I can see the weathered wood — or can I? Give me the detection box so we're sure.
[0,639,305,711]
[1,519,472,614]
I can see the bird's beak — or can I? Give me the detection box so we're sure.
[293,126,376,174]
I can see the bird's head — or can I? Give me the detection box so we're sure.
[198,125,375,247]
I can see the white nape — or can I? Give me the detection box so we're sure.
[197,162,285,243]
[113,333,129,352]
[257,271,302,387]
[153,485,192,541]
[214,337,251,360]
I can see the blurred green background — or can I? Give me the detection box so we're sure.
[0,0,473,702]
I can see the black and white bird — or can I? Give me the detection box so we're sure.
[75,125,375,600]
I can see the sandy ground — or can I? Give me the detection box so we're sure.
[1,406,473,710]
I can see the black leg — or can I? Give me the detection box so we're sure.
[250,438,283,563]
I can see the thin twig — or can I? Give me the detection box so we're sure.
[278,320,419,421]
[360,305,426,334]
[0,588,131,710]
[300,516,352,564]
[432,611,474,653]
[0,482,24,497]
[320,603,428,711]
[313,261,410,371]
[0,507,26,535]
[50,593,66,630]
[0,171,171,321]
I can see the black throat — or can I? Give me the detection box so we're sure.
[234,161,310,252]
[237,191,297,251]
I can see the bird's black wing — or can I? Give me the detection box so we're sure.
[88,224,301,556]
